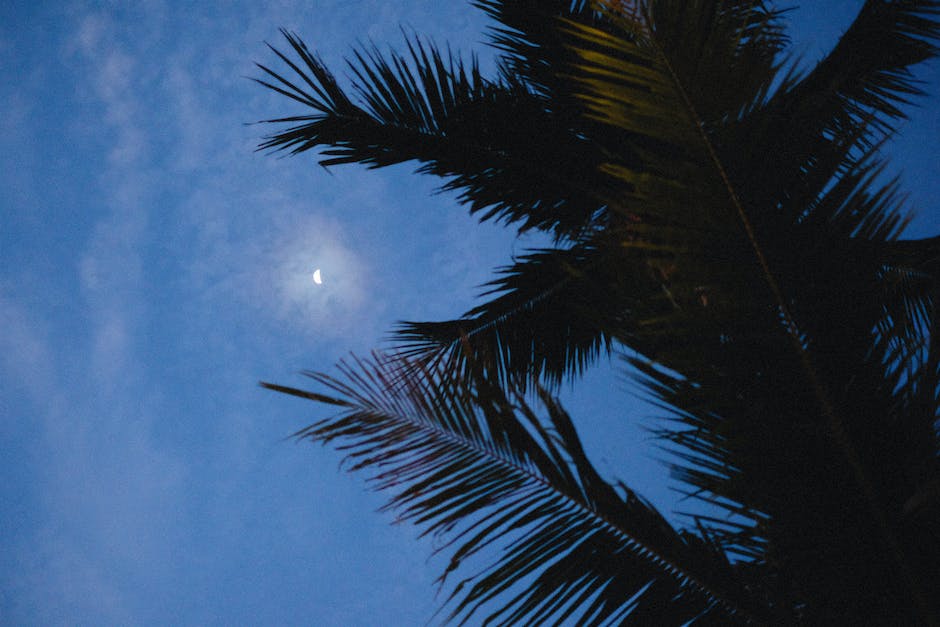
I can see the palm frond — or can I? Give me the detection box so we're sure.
[648,0,788,125]
[722,0,940,237]
[392,220,746,389]
[779,0,939,139]
[472,0,601,97]
[256,29,613,237]
[262,353,768,624]
[393,241,634,389]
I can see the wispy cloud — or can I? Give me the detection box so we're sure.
[11,528,132,625]
[0,293,52,405]
[2,7,192,623]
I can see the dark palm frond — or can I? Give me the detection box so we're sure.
[647,0,788,125]
[626,315,940,622]
[393,240,642,389]
[256,29,613,237]
[722,0,940,234]
[391,218,750,389]
[885,233,940,275]
[472,0,602,98]
[772,136,932,362]
[392,245,616,390]
[796,141,910,241]
[475,0,787,121]
[779,0,939,139]
[255,29,506,171]
[262,353,770,625]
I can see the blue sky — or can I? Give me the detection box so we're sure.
[1,1,937,625]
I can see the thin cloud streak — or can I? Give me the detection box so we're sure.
[3,6,191,623]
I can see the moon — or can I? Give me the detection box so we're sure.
[312,268,323,285]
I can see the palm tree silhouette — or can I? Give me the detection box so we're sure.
[255,1,940,623]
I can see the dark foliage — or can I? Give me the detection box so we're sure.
[256,1,940,624]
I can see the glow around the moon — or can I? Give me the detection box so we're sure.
[244,214,369,338]
[312,268,322,284]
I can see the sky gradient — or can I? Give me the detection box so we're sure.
[2,1,938,624]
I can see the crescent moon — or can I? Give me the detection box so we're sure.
[313,268,323,284]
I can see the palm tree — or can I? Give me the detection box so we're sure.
[254,1,940,624]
